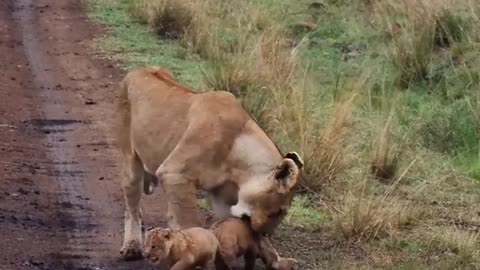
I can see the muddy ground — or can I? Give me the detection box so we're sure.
[0,0,167,269]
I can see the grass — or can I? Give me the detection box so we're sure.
[378,0,439,87]
[88,0,480,268]
[329,174,421,242]
[87,0,204,87]
[284,196,329,231]
[428,227,479,263]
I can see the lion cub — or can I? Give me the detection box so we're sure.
[211,217,298,270]
[143,227,221,270]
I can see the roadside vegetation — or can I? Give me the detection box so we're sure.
[88,0,480,268]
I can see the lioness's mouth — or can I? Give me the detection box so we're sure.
[240,214,251,223]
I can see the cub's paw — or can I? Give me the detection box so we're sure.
[273,257,298,270]
[120,241,143,261]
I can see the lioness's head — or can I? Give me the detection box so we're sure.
[143,227,174,264]
[231,152,303,234]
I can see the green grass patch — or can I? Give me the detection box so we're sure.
[284,196,329,231]
[197,197,210,210]
[87,0,204,87]
[457,155,480,180]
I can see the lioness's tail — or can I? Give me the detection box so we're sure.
[114,77,131,155]
[214,248,231,270]
[114,75,158,195]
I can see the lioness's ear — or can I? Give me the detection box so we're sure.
[274,158,299,190]
[285,152,304,169]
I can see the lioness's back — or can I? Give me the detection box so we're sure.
[117,66,252,175]
[123,66,246,120]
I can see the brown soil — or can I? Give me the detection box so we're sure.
[0,0,165,269]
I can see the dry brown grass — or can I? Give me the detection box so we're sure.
[427,227,479,263]
[370,111,401,183]
[127,0,212,52]
[331,187,418,241]
[375,0,441,87]
[373,0,480,88]
[203,25,359,193]
[298,93,357,191]
[203,27,298,127]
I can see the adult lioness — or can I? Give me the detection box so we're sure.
[114,66,303,260]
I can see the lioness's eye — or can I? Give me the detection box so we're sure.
[151,245,157,249]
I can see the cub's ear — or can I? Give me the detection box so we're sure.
[285,152,304,170]
[274,158,299,191]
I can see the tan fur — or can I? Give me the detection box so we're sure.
[143,227,220,270]
[211,218,298,270]
[114,66,304,260]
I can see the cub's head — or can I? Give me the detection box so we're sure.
[231,152,303,234]
[143,227,174,264]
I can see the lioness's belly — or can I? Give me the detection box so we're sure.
[132,128,184,174]
[130,106,189,174]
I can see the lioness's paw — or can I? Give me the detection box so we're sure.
[120,241,143,261]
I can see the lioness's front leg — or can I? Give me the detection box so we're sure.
[158,171,202,229]
[120,155,144,260]
[207,193,231,220]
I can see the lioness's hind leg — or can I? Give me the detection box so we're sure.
[120,153,144,261]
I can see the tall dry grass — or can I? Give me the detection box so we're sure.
[203,28,355,193]
[375,0,442,87]
[298,93,357,191]
[203,27,297,126]
[428,227,479,263]
[376,0,479,88]
[370,111,401,182]
[127,0,213,54]
[330,163,422,241]
[331,191,415,241]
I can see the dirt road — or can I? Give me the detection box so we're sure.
[0,0,167,269]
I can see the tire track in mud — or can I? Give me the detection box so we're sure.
[1,0,166,269]
[14,0,104,262]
